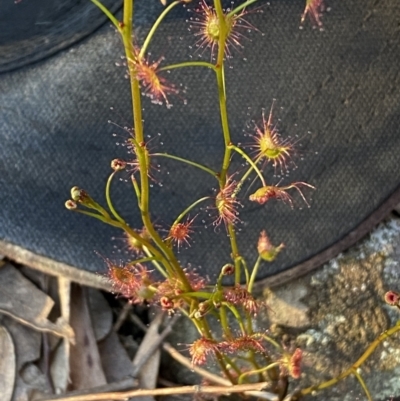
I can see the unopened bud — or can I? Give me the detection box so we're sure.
[70,186,83,201]
[65,200,77,210]
[111,158,126,171]
[221,264,235,275]
[213,301,221,309]
[160,296,173,310]
[70,186,92,204]
[257,230,284,262]
[385,290,400,306]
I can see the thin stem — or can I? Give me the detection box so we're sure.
[259,334,283,352]
[300,321,400,397]
[219,305,232,338]
[172,197,210,226]
[248,256,262,294]
[229,144,266,187]
[160,61,217,72]
[222,302,246,335]
[234,154,263,197]
[184,292,213,299]
[238,257,250,287]
[69,209,116,225]
[90,0,122,33]
[352,369,372,401]
[126,256,157,266]
[106,172,126,224]
[122,0,133,45]
[229,226,241,285]
[139,1,182,58]
[152,153,218,178]
[228,0,259,18]
[142,246,168,278]
[238,362,280,385]
[130,175,141,203]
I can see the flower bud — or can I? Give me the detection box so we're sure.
[257,230,284,262]
[221,264,235,275]
[70,186,83,201]
[111,158,127,171]
[160,296,174,311]
[65,200,77,210]
[70,186,92,204]
[385,290,400,306]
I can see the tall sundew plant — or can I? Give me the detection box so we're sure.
[65,0,324,397]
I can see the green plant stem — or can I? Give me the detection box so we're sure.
[228,0,259,18]
[260,334,283,352]
[219,353,242,378]
[172,196,210,226]
[229,226,241,285]
[126,256,158,266]
[139,0,182,58]
[211,0,242,286]
[222,302,246,335]
[160,61,217,72]
[300,320,400,398]
[106,172,126,224]
[248,256,262,294]
[71,209,114,224]
[219,305,232,338]
[142,246,168,278]
[120,0,193,293]
[152,153,218,178]
[229,144,266,187]
[234,154,263,197]
[130,175,141,202]
[90,0,122,32]
[238,362,280,384]
[238,257,250,287]
[353,370,372,401]
[184,291,213,299]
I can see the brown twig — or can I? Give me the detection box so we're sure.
[0,240,112,291]
[112,301,132,332]
[161,342,278,400]
[0,307,75,342]
[36,381,274,401]
[37,378,138,401]
[162,342,230,386]
[132,312,179,377]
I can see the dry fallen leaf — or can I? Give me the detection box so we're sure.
[131,313,163,401]
[68,284,108,390]
[87,288,112,342]
[49,277,72,394]
[98,330,133,383]
[0,324,16,401]
[0,264,73,342]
